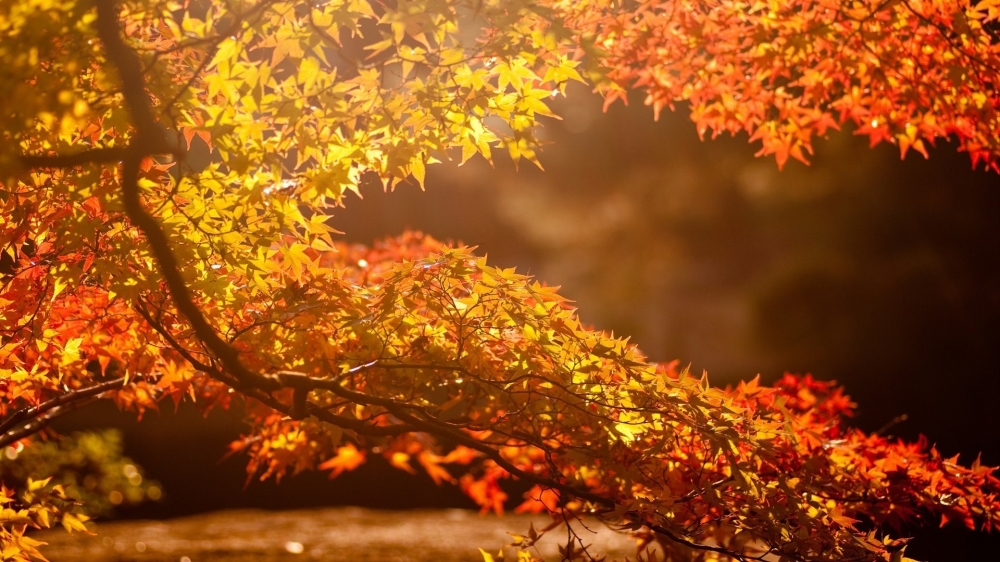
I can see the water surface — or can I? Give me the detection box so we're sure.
[36,507,637,561]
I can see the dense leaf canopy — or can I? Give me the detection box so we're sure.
[2,1,999,561]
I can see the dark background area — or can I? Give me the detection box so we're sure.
[56,87,1000,559]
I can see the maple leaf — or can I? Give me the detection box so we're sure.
[318,444,366,479]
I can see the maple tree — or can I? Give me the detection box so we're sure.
[2,0,999,561]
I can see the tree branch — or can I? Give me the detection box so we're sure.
[134,302,410,437]
[270,369,759,560]
[0,378,126,448]
[0,399,108,450]
[94,0,170,151]
[93,0,278,391]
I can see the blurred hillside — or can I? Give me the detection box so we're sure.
[53,87,999,559]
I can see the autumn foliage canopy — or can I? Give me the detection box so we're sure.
[2,0,1000,561]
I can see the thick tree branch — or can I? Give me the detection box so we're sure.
[94,0,170,151]
[0,398,107,449]
[92,0,279,391]
[119,150,280,388]
[0,378,126,448]
[134,302,410,437]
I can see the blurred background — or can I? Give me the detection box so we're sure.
[51,86,1000,559]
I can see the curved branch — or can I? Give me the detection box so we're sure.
[0,399,100,449]
[93,0,278,392]
[93,0,170,151]
[134,302,407,437]
[0,378,126,448]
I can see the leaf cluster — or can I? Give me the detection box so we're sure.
[1,1,999,561]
